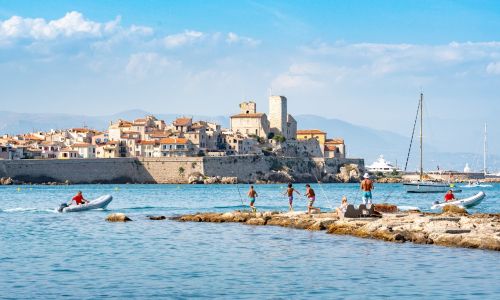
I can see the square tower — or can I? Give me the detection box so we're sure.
[239,101,257,114]
[269,95,287,137]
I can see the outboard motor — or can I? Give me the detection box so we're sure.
[57,203,68,213]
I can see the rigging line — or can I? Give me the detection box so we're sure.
[311,167,334,210]
[232,170,246,208]
[404,98,421,172]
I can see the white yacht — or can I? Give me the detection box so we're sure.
[366,155,398,173]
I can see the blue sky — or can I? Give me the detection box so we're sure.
[0,0,499,155]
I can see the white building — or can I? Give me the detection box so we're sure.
[230,101,270,139]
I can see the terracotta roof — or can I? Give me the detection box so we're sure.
[173,118,192,126]
[159,137,188,144]
[72,143,94,148]
[297,129,326,135]
[230,113,265,119]
[326,138,344,144]
[24,135,45,141]
[138,140,159,145]
[324,145,337,151]
[71,128,90,133]
[61,147,78,152]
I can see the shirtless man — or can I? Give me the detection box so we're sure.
[305,184,316,214]
[247,185,258,212]
[360,173,374,205]
[283,183,301,211]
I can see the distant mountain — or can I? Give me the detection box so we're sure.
[0,110,497,172]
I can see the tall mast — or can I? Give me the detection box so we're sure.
[419,93,423,181]
[484,123,487,176]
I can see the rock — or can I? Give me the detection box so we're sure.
[173,210,500,251]
[246,217,267,225]
[374,203,398,213]
[148,215,166,220]
[442,205,468,215]
[106,213,132,222]
[263,171,293,183]
[0,177,13,185]
[220,176,238,184]
[203,176,219,184]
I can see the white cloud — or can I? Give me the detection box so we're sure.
[486,61,500,74]
[226,32,260,47]
[126,52,176,78]
[0,11,111,40]
[163,30,204,48]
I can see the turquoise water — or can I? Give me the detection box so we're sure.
[1,183,499,299]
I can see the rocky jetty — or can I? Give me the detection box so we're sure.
[173,210,500,251]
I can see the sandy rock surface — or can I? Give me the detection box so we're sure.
[173,210,500,251]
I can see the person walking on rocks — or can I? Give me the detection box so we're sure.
[360,173,374,205]
[305,184,316,214]
[247,185,258,212]
[284,183,300,211]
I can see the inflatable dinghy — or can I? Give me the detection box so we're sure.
[431,191,485,210]
[58,195,113,213]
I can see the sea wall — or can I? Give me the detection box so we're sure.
[0,156,364,184]
[0,158,153,183]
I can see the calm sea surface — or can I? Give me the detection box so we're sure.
[1,183,499,299]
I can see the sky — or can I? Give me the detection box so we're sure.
[0,0,499,153]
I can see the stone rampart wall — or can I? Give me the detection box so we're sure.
[0,156,364,184]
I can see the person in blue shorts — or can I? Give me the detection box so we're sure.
[283,183,300,211]
[247,185,258,212]
[360,173,374,204]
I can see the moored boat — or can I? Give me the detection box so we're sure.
[58,195,113,213]
[403,181,453,193]
[431,191,485,209]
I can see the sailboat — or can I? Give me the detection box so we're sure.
[462,123,493,188]
[403,93,452,193]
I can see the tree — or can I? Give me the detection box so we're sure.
[273,134,286,143]
[267,132,275,140]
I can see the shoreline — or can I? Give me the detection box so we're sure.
[172,210,500,251]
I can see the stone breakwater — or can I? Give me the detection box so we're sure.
[172,210,500,251]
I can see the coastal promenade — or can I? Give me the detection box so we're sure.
[173,209,500,251]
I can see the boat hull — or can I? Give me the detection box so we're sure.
[431,191,486,209]
[403,182,451,193]
[61,195,113,213]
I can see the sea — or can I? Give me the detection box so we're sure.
[1,183,499,299]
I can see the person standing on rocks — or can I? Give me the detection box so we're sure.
[283,183,301,211]
[360,173,374,205]
[247,185,258,212]
[305,184,316,214]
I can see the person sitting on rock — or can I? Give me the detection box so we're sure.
[72,191,89,206]
[283,183,300,211]
[305,184,316,214]
[444,189,456,202]
[336,196,349,217]
[247,185,258,212]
